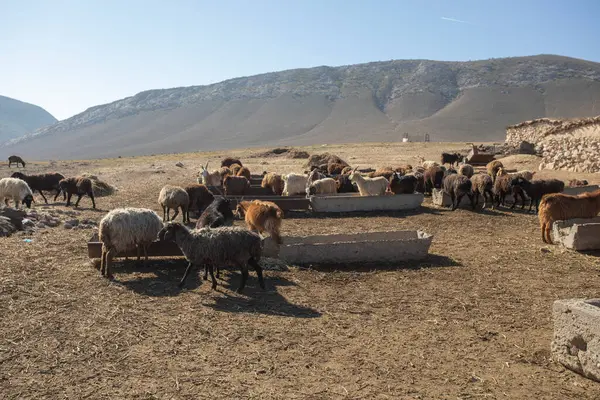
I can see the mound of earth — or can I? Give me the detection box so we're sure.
[303,153,349,169]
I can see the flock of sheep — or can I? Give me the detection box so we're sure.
[3,151,600,294]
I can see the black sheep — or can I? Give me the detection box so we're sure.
[443,174,475,211]
[510,177,565,213]
[11,172,66,204]
[196,196,234,229]
[335,174,358,193]
[440,152,463,167]
[389,173,418,194]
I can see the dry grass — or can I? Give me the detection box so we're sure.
[1,142,600,399]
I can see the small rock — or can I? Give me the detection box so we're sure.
[63,223,74,230]
[65,219,79,226]
[36,222,47,228]
[175,162,184,168]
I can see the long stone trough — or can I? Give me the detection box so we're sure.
[309,193,424,212]
[552,298,600,382]
[88,230,433,267]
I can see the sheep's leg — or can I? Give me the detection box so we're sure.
[38,190,48,204]
[215,265,220,279]
[105,249,115,280]
[454,194,464,211]
[249,257,265,290]
[237,264,249,294]
[449,192,457,210]
[468,193,475,210]
[66,193,72,206]
[473,190,480,208]
[53,189,61,201]
[178,262,194,288]
[4,198,8,207]
[74,194,83,207]
[203,264,209,280]
[136,245,141,262]
[510,192,519,209]
[172,207,180,221]
[166,208,171,221]
[535,199,540,214]
[89,192,96,209]
[528,198,534,212]
[208,264,217,290]
[100,248,107,276]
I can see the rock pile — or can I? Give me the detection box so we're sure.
[0,207,98,237]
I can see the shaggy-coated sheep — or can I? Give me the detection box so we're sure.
[368,167,395,180]
[8,155,25,168]
[223,175,250,196]
[282,173,308,196]
[158,222,264,293]
[417,156,438,170]
[98,208,163,279]
[389,173,417,194]
[11,172,65,204]
[539,189,600,244]
[327,163,347,175]
[486,160,503,183]
[307,169,327,187]
[0,177,34,209]
[261,172,285,195]
[407,171,426,193]
[59,177,96,209]
[470,173,494,209]
[492,175,513,208]
[196,196,234,229]
[199,162,221,186]
[568,179,589,187]
[424,165,445,195]
[307,177,338,196]
[443,174,475,210]
[229,163,243,176]
[158,185,189,223]
[236,200,283,244]
[184,184,214,221]
[510,177,565,213]
[335,174,358,193]
[349,168,388,196]
[219,166,232,183]
[221,157,243,168]
[458,163,474,178]
[236,166,251,180]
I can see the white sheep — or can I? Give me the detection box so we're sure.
[282,173,308,196]
[98,208,164,279]
[158,185,190,223]
[199,161,221,186]
[307,178,338,196]
[0,177,34,209]
[348,168,389,196]
[417,156,439,170]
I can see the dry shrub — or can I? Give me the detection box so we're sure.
[253,148,310,159]
[303,153,349,169]
[80,173,117,197]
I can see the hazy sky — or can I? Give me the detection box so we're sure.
[1,0,598,120]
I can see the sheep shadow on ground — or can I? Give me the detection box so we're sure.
[110,258,202,297]
[301,254,461,273]
[204,274,322,318]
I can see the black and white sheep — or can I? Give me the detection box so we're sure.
[158,185,189,223]
[0,177,34,209]
[158,222,265,293]
[11,172,65,204]
[98,208,164,279]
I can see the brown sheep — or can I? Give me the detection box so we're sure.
[470,173,494,209]
[236,200,284,244]
[221,157,242,168]
[423,166,445,194]
[368,167,395,180]
[236,166,251,180]
[486,160,503,183]
[219,166,232,184]
[230,163,242,175]
[223,175,250,196]
[539,189,600,244]
[327,163,347,175]
[261,172,285,195]
[59,177,96,208]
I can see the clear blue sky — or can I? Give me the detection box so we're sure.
[1,0,598,120]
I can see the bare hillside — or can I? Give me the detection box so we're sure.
[3,54,600,160]
[0,95,57,144]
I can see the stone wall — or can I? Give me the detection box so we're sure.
[506,117,600,173]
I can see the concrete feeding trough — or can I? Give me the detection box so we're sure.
[309,193,424,213]
[563,185,600,196]
[551,217,600,251]
[431,189,512,208]
[261,230,433,265]
[552,298,600,382]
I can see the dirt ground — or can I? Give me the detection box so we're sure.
[1,142,600,399]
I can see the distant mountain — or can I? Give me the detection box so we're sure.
[0,96,57,145]
[2,54,600,160]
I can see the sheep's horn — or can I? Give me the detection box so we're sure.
[353,166,358,173]
[205,161,209,169]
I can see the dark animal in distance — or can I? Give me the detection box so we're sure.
[8,155,25,168]
[440,152,462,167]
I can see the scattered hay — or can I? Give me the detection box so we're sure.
[303,153,349,169]
[252,148,310,159]
[80,173,117,197]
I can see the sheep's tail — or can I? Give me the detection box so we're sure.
[274,206,284,220]
[264,216,282,244]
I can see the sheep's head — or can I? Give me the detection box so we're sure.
[348,167,360,182]
[58,179,68,190]
[22,194,34,208]
[157,222,184,242]
[510,176,527,188]
[307,185,317,196]
[11,172,25,179]
[234,200,248,218]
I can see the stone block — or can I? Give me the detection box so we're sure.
[552,298,600,382]
[552,217,600,251]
